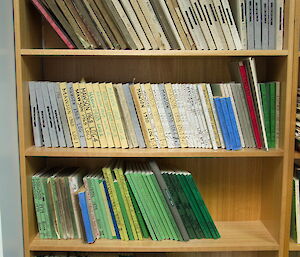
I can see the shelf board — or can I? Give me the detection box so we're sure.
[20,49,289,57]
[30,221,278,252]
[290,240,300,251]
[295,151,300,159]
[25,146,284,158]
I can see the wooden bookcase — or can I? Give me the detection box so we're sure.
[12,0,297,257]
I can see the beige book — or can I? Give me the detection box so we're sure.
[59,82,80,147]
[86,83,108,148]
[130,84,157,148]
[80,83,101,148]
[93,83,114,148]
[165,83,188,148]
[73,83,94,148]
[143,83,167,148]
[128,0,159,49]
[114,84,138,148]
[106,83,129,149]
[100,83,121,148]
[201,84,221,147]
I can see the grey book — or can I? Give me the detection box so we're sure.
[123,83,146,148]
[54,83,73,147]
[36,82,51,147]
[148,160,189,241]
[268,0,276,49]
[48,82,67,147]
[29,82,43,147]
[246,0,255,49]
[253,0,262,49]
[42,82,59,147]
[261,0,268,49]
[66,82,87,147]
[159,84,180,148]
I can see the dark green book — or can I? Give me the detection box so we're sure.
[269,82,276,148]
[291,178,297,242]
[259,83,271,147]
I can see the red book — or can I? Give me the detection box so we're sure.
[238,61,263,149]
[31,0,75,49]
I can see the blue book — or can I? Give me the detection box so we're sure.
[78,190,95,243]
[214,98,231,150]
[220,98,234,150]
[225,97,242,150]
[103,180,121,239]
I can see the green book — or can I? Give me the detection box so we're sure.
[126,180,150,238]
[185,174,220,239]
[114,180,134,240]
[259,83,271,147]
[269,82,276,148]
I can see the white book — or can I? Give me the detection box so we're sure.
[261,0,269,49]
[203,0,229,49]
[110,0,143,49]
[198,84,218,149]
[119,0,152,49]
[140,84,160,148]
[246,0,255,49]
[151,84,175,148]
[142,0,171,49]
[173,84,195,147]
[249,57,269,150]
[254,0,262,49]
[212,0,236,50]
[224,83,246,148]
[48,82,67,147]
[275,82,280,148]
[190,85,211,148]
[177,0,208,50]
[221,0,243,50]
[229,0,247,49]
[190,0,217,50]
[275,0,284,50]
[268,0,276,49]
[35,83,51,147]
[29,82,43,147]
[42,82,59,147]
[206,84,225,148]
[294,177,300,244]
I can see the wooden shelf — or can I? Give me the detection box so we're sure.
[19,49,289,57]
[25,146,284,158]
[295,151,300,159]
[289,240,300,251]
[29,221,278,252]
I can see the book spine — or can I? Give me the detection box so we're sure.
[275,0,284,50]
[269,82,276,148]
[93,83,115,148]
[246,0,255,49]
[275,82,280,148]
[261,0,269,49]
[259,83,271,147]
[268,0,276,49]
[253,0,262,49]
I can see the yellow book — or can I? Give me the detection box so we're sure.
[93,83,114,148]
[99,182,117,239]
[59,82,80,147]
[143,83,167,148]
[165,83,188,148]
[80,83,100,148]
[130,84,156,148]
[106,83,129,149]
[102,165,129,241]
[100,83,121,148]
[73,82,94,148]
[86,83,108,148]
[201,84,221,147]
[114,162,143,240]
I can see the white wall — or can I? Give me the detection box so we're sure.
[0,0,24,256]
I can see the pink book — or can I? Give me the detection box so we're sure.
[31,0,75,49]
[238,61,263,149]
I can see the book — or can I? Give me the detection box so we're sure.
[246,0,255,49]
[253,0,262,49]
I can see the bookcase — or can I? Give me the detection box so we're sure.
[13,0,297,257]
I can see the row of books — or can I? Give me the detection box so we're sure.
[35,254,134,257]
[31,0,284,50]
[295,88,300,151]
[291,163,300,244]
[29,59,280,150]
[32,160,219,243]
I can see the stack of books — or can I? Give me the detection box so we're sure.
[291,163,300,244]
[31,0,284,50]
[29,58,280,151]
[32,160,220,243]
[295,88,300,151]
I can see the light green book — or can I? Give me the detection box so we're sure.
[259,83,271,147]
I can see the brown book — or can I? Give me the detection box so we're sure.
[43,0,84,48]
[72,0,107,49]
[63,0,98,49]
[93,0,127,49]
